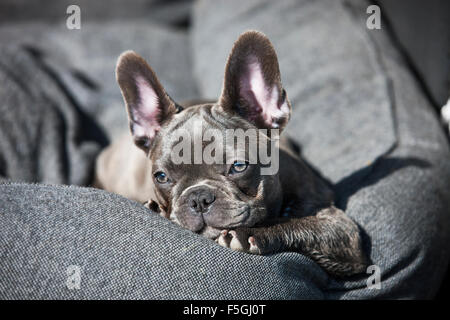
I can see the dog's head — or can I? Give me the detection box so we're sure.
[116,31,292,239]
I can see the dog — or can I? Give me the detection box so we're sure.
[95,31,367,277]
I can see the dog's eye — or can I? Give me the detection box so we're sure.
[154,171,169,184]
[229,161,248,174]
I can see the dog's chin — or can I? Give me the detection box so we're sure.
[170,203,270,239]
[199,225,223,240]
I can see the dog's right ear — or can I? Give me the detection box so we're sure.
[116,51,178,153]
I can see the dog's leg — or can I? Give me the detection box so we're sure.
[217,206,367,277]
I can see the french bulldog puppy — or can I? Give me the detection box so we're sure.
[95,31,367,277]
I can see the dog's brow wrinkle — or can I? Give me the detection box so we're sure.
[211,107,247,129]
[168,114,190,132]
[180,181,216,197]
[202,109,225,130]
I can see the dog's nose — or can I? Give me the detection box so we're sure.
[188,189,216,214]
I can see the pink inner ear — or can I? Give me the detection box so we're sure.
[240,59,289,128]
[132,76,161,139]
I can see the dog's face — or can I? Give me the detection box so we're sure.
[116,31,292,239]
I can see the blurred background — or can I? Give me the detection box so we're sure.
[0,0,448,139]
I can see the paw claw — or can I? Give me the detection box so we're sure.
[229,231,246,251]
[216,228,263,255]
[248,236,260,254]
[217,229,231,247]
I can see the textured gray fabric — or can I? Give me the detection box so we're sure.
[191,0,450,298]
[0,45,106,185]
[0,0,194,27]
[0,22,198,140]
[0,183,327,299]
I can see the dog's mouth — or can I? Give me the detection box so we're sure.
[198,207,252,240]
[154,197,257,238]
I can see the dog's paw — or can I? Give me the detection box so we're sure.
[216,229,262,255]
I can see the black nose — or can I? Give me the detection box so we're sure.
[188,189,216,214]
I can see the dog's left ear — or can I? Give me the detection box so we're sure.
[219,31,291,131]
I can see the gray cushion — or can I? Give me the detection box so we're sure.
[0,21,198,141]
[0,183,327,299]
[0,45,105,185]
[0,0,194,27]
